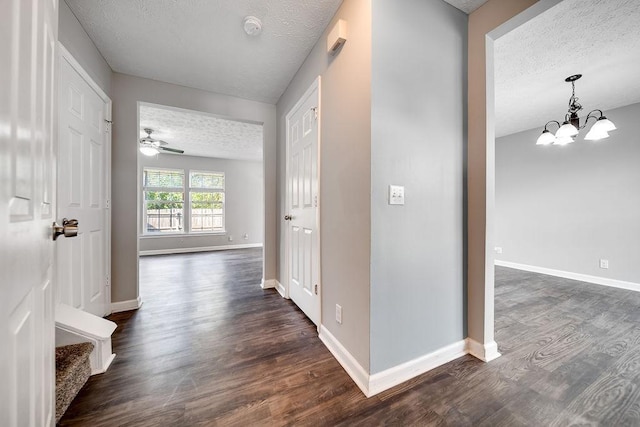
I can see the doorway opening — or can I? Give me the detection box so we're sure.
[136,102,265,304]
[484,1,640,407]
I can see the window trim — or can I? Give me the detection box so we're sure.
[188,170,226,234]
[142,167,185,235]
[141,167,226,236]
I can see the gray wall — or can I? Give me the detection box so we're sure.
[139,155,263,253]
[276,0,372,370]
[58,1,112,95]
[370,0,467,373]
[496,102,640,284]
[111,73,276,303]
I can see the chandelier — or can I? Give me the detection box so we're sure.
[536,74,616,146]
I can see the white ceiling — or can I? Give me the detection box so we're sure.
[495,0,640,137]
[139,104,263,161]
[65,0,343,104]
[443,0,489,14]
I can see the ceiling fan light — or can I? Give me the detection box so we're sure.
[556,121,579,138]
[554,136,574,146]
[140,145,159,156]
[585,129,609,141]
[536,129,556,145]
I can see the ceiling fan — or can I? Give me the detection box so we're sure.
[139,128,185,156]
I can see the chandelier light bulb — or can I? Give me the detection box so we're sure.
[591,117,617,133]
[554,136,574,146]
[556,121,579,138]
[584,129,609,141]
[536,129,556,145]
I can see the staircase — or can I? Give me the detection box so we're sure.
[55,303,117,374]
[55,342,94,423]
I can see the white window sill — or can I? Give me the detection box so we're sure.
[140,231,226,239]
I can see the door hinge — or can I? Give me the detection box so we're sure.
[311,107,318,120]
[105,199,110,208]
[106,274,110,287]
[314,284,318,295]
[105,119,112,133]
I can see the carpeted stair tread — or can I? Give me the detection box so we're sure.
[55,342,94,423]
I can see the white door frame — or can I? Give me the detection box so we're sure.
[472,0,563,358]
[283,76,322,326]
[57,42,112,314]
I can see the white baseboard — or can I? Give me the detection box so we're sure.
[275,280,287,298]
[139,243,263,256]
[495,260,640,293]
[319,326,371,396]
[369,339,468,396]
[319,326,473,398]
[261,279,276,289]
[111,296,143,313]
[466,338,501,362]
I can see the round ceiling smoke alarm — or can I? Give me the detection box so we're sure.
[243,16,262,36]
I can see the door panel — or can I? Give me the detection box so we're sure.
[57,54,108,317]
[1,0,58,425]
[286,78,320,325]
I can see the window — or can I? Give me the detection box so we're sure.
[141,168,226,235]
[189,171,225,232]
[143,168,185,234]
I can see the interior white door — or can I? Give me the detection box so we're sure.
[57,52,109,317]
[286,78,320,325]
[1,0,58,425]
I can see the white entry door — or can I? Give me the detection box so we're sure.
[285,77,321,325]
[57,48,111,317]
[1,0,58,425]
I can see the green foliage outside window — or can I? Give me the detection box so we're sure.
[145,191,184,210]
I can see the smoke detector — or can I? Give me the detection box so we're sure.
[243,16,262,36]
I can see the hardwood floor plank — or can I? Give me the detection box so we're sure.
[59,256,640,425]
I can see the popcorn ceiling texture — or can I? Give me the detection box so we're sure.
[65,0,342,104]
[139,104,263,161]
[495,0,640,137]
[443,0,489,14]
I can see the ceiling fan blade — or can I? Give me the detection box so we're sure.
[159,146,184,154]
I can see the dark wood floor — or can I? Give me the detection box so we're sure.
[60,249,640,426]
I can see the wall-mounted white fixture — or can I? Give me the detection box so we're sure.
[389,185,405,205]
[327,19,347,55]
[243,16,262,36]
[536,74,616,146]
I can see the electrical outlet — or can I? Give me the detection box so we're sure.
[495,247,503,254]
[335,304,342,324]
[228,236,233,242]
[599,259,609,269]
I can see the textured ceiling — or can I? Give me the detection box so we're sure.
[442,0,489,14]
[139,104,263,161]
[65,0,343,104]
[495,0,640,137]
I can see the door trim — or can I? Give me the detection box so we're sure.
[284,76,322,327]
[57,42,113,315]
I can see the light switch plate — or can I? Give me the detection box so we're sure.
[389,185,405,205]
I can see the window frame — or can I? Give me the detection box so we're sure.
[188,170,226,234]
[142,167,186,235]
[140,167,227,237]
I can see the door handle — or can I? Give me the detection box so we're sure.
[284,215,292,221]
[52,218,79,241]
